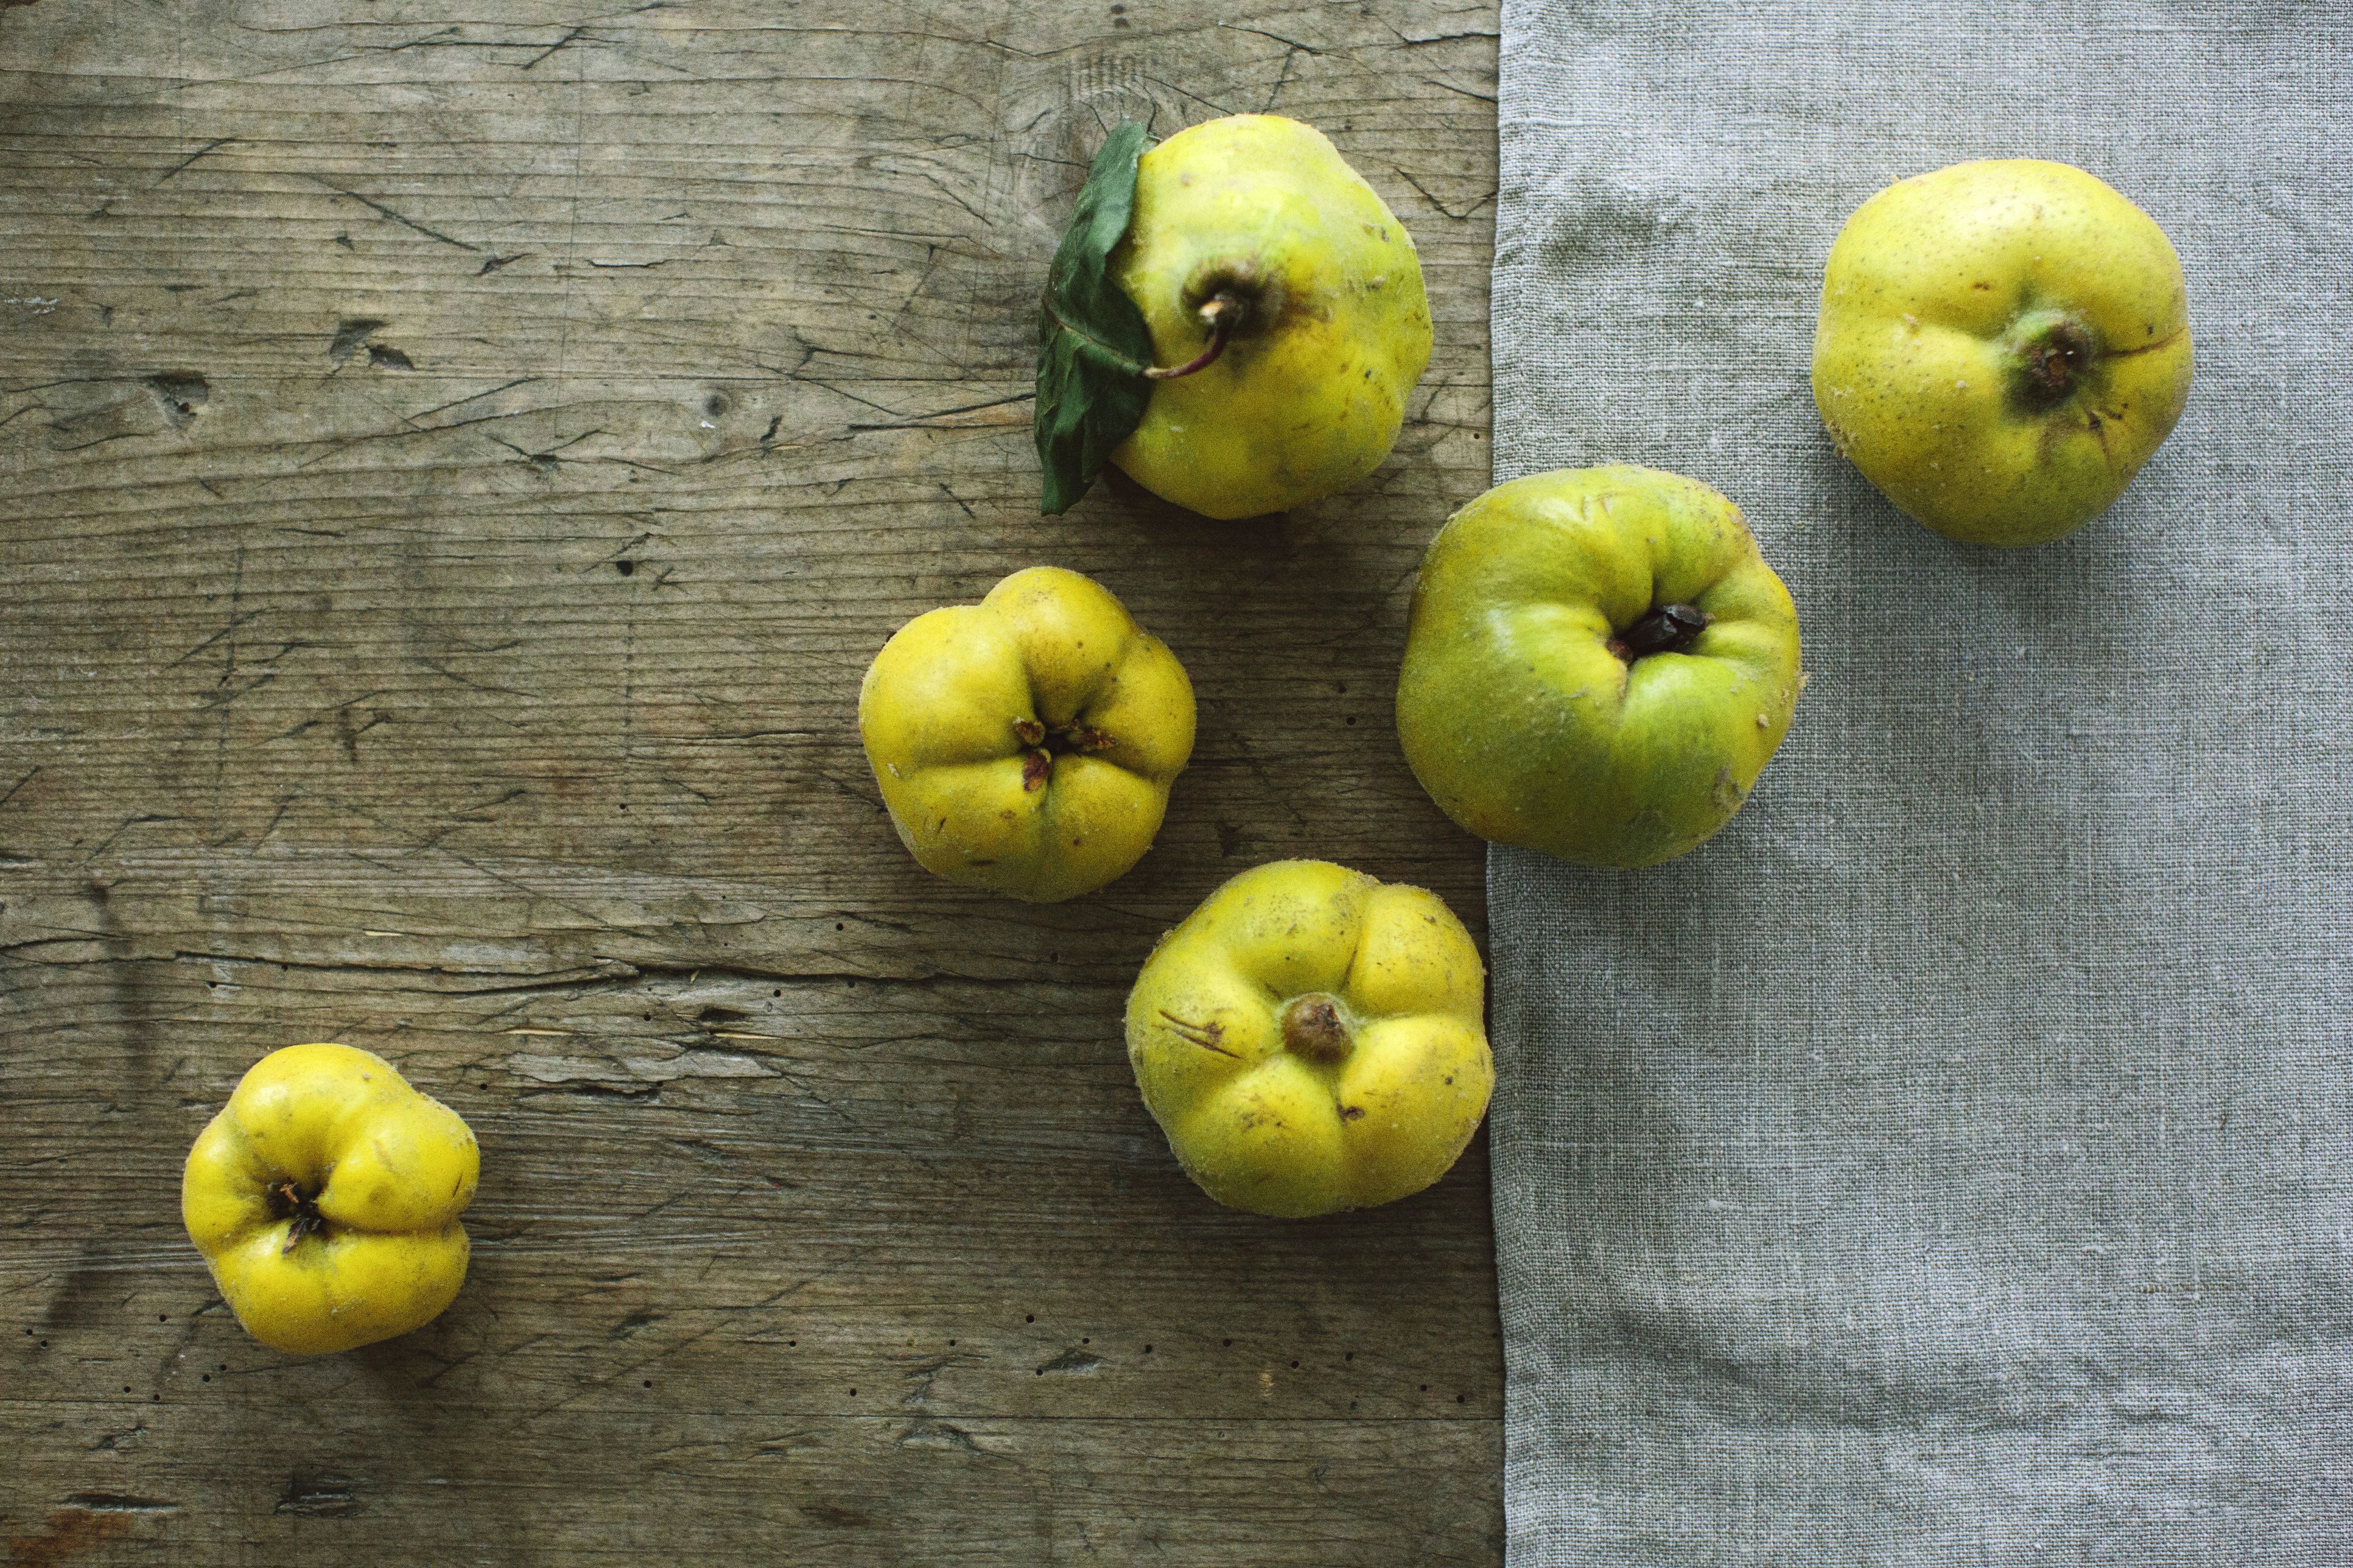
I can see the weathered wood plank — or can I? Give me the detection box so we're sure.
[1,0,1502,1558]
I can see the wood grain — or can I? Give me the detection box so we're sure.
[0,0,1503,1559]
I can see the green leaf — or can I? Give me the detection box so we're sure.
[1035,121,1155,516]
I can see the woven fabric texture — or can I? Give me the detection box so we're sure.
[1487,4,2352,1562]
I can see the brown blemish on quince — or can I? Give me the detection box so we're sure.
[1159,1011,1238,1059]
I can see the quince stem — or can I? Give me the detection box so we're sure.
[1280,994,1354,1064]
[1141,292,1244,382]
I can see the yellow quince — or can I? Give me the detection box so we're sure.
[1035,116,1431,519]
[182,1043,479,1355]
[1126,861,1492,1217]
[859,566,1194,902]
[1812,159,2193,546]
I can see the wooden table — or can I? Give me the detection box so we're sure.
[1,1,1501,1559]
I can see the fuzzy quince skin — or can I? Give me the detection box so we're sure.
[182,1043,479,1356]
[1126,860,1491,1218]
[1110,114,1431,519]
[1813,159,2193,547]
[860,567,1194,903]
[1396,466,1802,869]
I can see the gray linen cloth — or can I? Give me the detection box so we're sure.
[1486,4,2353,1563]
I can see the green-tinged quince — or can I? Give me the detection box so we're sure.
[859,566,1194,902]
[1035,114,1431,519]
[1126,860,1491,1218]
[1813,159,2193,547]
[183,1043,480,1356]
[1396,466,1802,869]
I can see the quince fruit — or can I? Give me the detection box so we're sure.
[1396,466,1801,868]
[1126,860,1491,1217]
[182,1043,479,1355]
[1812,159,2193,546]
[1036,115,1431,519]
[859,566,1194,902]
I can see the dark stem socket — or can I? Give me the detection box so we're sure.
[269,1178,327,1255]
[1015,716,1118,791]
[1611,603,1711,663]
[2016,317,2095,410]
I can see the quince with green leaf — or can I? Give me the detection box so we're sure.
[1036,115,1431,520]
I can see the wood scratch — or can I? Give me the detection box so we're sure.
[517,24,594,69]
[0,766,38,813]
[1423,75,1497,104]
[155,137,235,184]
[1394,166,1494,222]
[1219,22,1322,54]
[310,178,480,251]
[167,606,267,668]
[845,391,1033,432]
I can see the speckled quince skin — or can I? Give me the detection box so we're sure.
[1812,159,2192,547]
[1126,860,1491,1218]
[1396,466,1802,869]
[1109,114,1432,520]
[859,567,1194,903]
[182,1043,479,1356]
